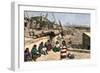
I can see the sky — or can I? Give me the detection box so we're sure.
[24,11,90,27]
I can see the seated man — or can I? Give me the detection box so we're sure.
[53,41,60,52]
[31,45,41,61]
[45,40,52,51]
[24,48,31,62]
[38,42,48,55]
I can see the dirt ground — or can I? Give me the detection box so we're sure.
[24,36,90,61]
[35,50,90,61]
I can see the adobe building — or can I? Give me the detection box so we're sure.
[82,32,90,50]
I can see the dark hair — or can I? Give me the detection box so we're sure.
[26,48,29,50]
[33,44,37,48]
[25,48,29,52]
[48,40,50,42]
[40,42,43,44]
[56,41,59,44]
[62,40,66,45]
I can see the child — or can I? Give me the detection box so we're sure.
[60,40,68,59]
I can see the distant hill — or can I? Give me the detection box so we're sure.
[25,16,90,30]
[63,23,90,28]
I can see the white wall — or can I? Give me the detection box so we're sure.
[0,0,100,73]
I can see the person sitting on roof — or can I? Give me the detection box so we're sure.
[31,45,41,61]
[45,40,52,51]
[53,41,60,52]
[38,42,48,55]
[24,48,31,62]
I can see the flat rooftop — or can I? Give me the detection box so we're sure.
[83,32,90,37]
